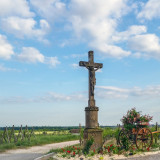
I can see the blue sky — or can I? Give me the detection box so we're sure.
[0,0,160,126]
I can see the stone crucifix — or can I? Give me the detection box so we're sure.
[79,51,103,107]
[79,50,103,150]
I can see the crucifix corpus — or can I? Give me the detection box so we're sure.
[79,50,103,149]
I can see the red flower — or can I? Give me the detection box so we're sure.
[94,149,95,153]
[73,151,75,156]
[110,144,113,147]
[147,147,150,151]
[108,146,110,152]
[67,150,71,153]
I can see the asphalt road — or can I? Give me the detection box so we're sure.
[0,153,43,160]
[0,140,79,160]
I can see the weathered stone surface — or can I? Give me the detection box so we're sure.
[79,50,103,150]
[85,107,99,128]
[79,51,103,108]
[83,128,103,149]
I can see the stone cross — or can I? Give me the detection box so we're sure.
[79,50,103,150]
[79,51,103,107]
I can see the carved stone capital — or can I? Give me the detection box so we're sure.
[85,106,99,111]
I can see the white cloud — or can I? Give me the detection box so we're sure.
[16,47,60,67]
[0,64,19,72]
[137,0,160,20]
[113,25,147,42]
[0,35,14,60]
[30,0,66,22]
[96,86,129,99]
[16,47,45,63]
[44,57,60,67]
[128,34,160,59]
[68,0,130,58]
[0,0,34,17]
[1,17,50,41]
[2,85,160,104]
[92,43,131,58]
[0,92,86,104]
[96,85,160,99]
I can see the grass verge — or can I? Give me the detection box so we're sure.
[0,134,79,153]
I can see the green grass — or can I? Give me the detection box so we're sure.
[0,134,79,153]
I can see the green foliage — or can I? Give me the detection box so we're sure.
[120,135,130,151]
[0,134,79,152]
[103,127,120,143]
[83,138,94,154]
[103,128,115,137]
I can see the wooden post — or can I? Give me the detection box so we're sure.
[79,123,82,146]
[9,125,16,142]
[25,125,30,140]
[17,125,24,141]
[155,122,158,144]
[4,126,10,143]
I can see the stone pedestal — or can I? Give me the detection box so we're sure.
[83,106,103,150]
[85,106,99,128]
[83,128,103,150]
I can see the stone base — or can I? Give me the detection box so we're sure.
[83,128,103,150]
[85,107,99,128]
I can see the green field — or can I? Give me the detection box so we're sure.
[0,134,79,153]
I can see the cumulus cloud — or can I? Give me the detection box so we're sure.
[16,47,44,63]
[68,0,130,58]
[0,0,34,17]
[128,34,160,59]
[113,25,147,42]
[30,0,66,22]
[137,0,160,20]
[16,47,60,67]
[0,35,14,60]
[92,43,131,58]
[96,85,160,99]
[1,17,50,41]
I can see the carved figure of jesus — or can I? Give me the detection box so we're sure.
[79,51,103,107]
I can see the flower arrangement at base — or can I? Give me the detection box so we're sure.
[121,108,152,131]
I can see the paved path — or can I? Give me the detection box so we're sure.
[0,140,79,160]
